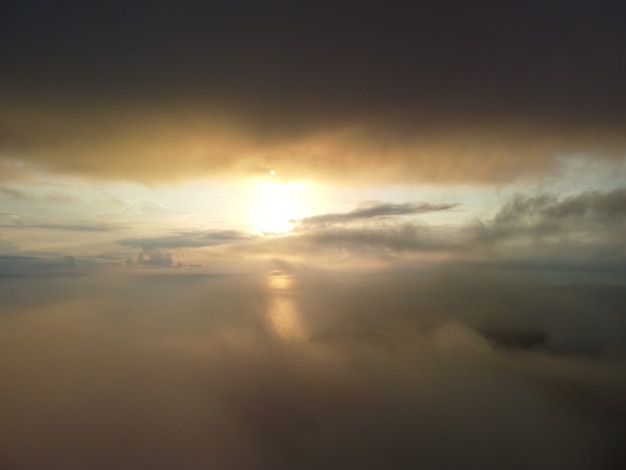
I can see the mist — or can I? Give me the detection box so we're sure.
[1,268,624,469]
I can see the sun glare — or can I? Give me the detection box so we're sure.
[266,274,307,339]
[254,176,305,234]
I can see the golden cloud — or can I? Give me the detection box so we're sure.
[1,101,625,184]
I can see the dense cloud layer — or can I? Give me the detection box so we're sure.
[0,269,624,469]
[1,1,625,182]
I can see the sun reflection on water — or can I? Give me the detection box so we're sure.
[266,274,307,340]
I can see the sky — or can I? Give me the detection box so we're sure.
[1,1,626,468]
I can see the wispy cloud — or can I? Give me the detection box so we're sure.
[30,222,124,232]
[0,212,22,226]
[118,230,256,250]
[0,185,81,203]
[0,186,29,200]
[294,202,458,228]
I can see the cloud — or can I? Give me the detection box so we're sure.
[0,219,124,232]
[298,224,456,253]
[469,188,626,261]
[0,233,19,254]
[30,222,123,232]
[125,201,180,216]
[221,188,626,280]
[0,269,624,468]
[493,188,626,225]
[0,254,85,277]
[42,190,81,203]
[0,250,129,276]
[0,186,29,199]
[0,2,624,183]
[1,106,624,185]
[215,223,456,267]
[294,202,458,228]
[0,159,33,184]
[0,184,83,203]
[119,230,256,250]
[136,249,175,267]
[0,212,22,227]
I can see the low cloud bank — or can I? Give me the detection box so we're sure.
[0,269,624,469]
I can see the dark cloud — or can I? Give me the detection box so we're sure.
[3,1,624,113]
[1,1,624,182]
[0,270,624,468]
[294,202,458,228]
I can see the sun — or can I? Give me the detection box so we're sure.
[256,196,300,233]
[254,172,304,234]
